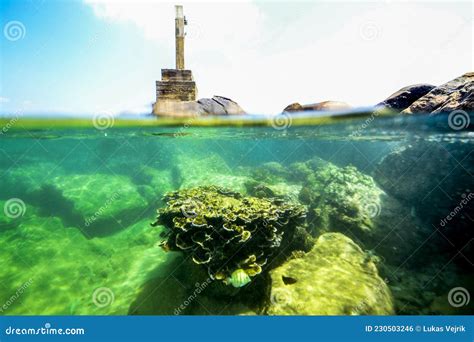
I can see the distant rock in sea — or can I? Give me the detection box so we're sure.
[377,72,473,113]
[153,95,246,117]
[283,100,351,113]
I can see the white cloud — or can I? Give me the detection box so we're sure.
[0,97,10,104]
[84,1,472,114]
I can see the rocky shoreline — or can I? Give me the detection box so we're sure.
[152,72,472,116]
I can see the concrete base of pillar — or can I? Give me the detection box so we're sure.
[156,69,197,102]
[152,100,205,117]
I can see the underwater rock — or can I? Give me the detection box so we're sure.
[282,101,351,113]
[376,84,436,111]
[41,174,148,237]
[402,72,474,114]
[298,159,384,236]
[246,162,302,203]
[373,141,474,260]
[152,186,307,285]
[249,161,292,184]
[267,233,394,315]
[131,166,174,203]
[0,163,63,200]
[173,153,251,193]
[380,261,463,315]
[365,194,434,266]
[245,181,302,204]
[0,204,162,315]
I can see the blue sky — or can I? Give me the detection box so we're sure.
[0,0,472,115]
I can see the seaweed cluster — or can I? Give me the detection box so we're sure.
[152,186,306,286]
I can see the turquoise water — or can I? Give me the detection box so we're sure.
[0,112,472,315]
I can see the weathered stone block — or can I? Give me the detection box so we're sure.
[161,69,194,82]
[156,80,197,101]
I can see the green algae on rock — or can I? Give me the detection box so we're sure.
[152,186,307,285]
[298,160,384,236]
[267,232,394,315]
[42,174,148,237]
[173,154,251,194]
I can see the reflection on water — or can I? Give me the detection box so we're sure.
[0,112,472,315]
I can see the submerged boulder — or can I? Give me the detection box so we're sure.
[376,84,436,111]
[173,154,251,194]
[373,141,474,259]
[152,186,308,285]
[402,72,474,114]
[267,232,394,315]
[298,159,384,236]
[39,174,148,237]
[1,163,63,200]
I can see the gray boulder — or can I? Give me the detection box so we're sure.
[402,73,474,114]
[198,95,246,115]
[376,84,435,111]
[153,96,246,117]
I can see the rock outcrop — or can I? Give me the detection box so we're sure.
[376,84,436,111]
[283,101,351,113]
[296,158,384,237]
[153,95,246,117]
[376,73,473,113]
[373,141,474,261]
[402,73,473,113]
[198,96,245,115]
[267,233,394,315]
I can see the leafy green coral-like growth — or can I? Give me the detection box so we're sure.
[152,186,306,285]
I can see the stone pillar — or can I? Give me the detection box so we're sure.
[153,5,197,116]
[175,5,185,70]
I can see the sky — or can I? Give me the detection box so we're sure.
[0,0,472,115]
